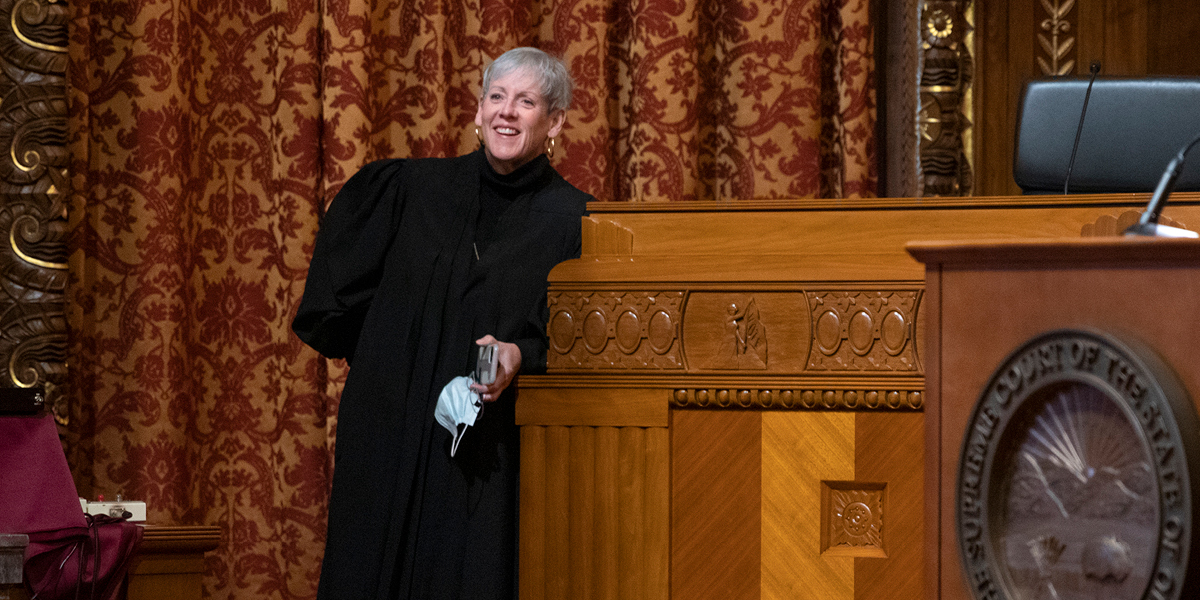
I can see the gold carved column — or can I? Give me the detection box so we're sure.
[917,0,975,197]
[0,0,69,419]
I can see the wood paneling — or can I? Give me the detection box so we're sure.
[975,0,1200,197]
[519,197,1200,600]
[672,410,761,600]
[516,384,667,427]
[556,196,1200,282]
[520,422,669,600]
[125,526,220,600]
[520,426,548,600]
[854,412,924,600]
[761,412,854,600]
[1148,0,1200,75]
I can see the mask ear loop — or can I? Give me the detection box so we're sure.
[471,378,485,421]
[450,374,484,458]
[451,423,468,457]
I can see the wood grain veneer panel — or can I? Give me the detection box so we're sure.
[1149,0,1200,75]
[854,411,924,600]
[922,262,945,600]
[516,387,667,427]
[521,426,547,600]
[618,427,646,600]
[566,203,1189,260]
[523,424,667,600]
[595,427,619,600]
[644,427,670,600]
[570,427,596,600]
[761,412,854,600]
[672,410,761,600]
[124,526,220,600]
[546,426,571,600]
[553,201,1200,288]
[1102,0,1147,74]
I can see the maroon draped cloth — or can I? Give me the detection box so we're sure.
[0,413,142,600]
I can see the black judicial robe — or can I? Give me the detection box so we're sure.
[292,149,590,600]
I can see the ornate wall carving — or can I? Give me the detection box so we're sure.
[823,483,887,557]
[681,292,812,372]
[548,288,922,380]
[547,291,685,370]
[670,388,923,410]
[917,0,974,196]
[807,291,921,372]
[0,0,68,422]
[1037,0,1077,76]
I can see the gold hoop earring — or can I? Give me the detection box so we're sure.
[545,137,556,158]
[475,126,484,148]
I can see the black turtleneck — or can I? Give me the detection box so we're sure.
[475,153,552,256]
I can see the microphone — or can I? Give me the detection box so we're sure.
[1063,61,1101,195]
[1124,131,1200,237]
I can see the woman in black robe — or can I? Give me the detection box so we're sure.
[292,47,592,600]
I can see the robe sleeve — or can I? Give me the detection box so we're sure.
[292,159,408,361]
[512,206,586,375]
[514,333,546,376]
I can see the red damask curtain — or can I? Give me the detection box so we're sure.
[66,0,874,598]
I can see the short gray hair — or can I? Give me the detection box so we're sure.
[481,47,574,114]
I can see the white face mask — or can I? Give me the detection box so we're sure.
[434,376,483,456]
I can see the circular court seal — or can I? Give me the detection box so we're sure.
[957,329,1200,600]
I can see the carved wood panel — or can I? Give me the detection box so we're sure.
[547,291,685,370]
[0,0,68,422]
[823,482,887,557]
[808,290,921,372]
[547,288,922,380]
[670,387,923,411]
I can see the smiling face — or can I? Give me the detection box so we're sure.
[474,67,565,175]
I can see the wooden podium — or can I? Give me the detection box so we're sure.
[909,237,1200,600]
[125,525,221,600]
[516,196,1200,600]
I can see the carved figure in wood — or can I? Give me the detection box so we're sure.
[714,298,767,369]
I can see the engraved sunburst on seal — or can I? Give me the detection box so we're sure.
[957,329,1200,600]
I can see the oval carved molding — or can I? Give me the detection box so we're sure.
[549,288,922,375]
[807,290,921,372]
[547,291,684,370]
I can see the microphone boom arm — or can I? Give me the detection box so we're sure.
[1125,131,1200,237]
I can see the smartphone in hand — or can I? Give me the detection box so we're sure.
[475,343,498,385]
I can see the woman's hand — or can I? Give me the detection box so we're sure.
[471,335,522,402]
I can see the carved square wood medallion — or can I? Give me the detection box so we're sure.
[821,481,886,558]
